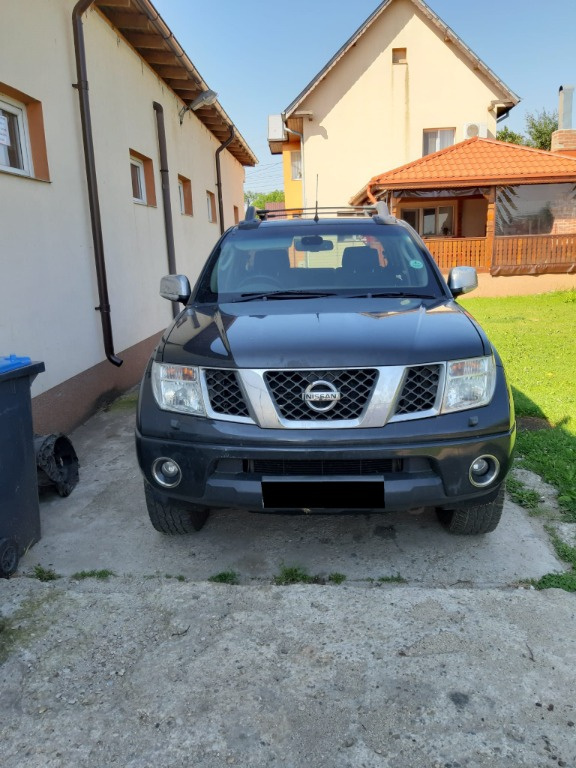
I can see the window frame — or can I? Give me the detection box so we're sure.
[422,128,455,156]
[0,93,33,177]
[392,48,407,64]
[206,190,217,223]
[177,174,193,216]
[129,149,156,207]
[130,156,146,204]
[290,150,302,181]
[399,204,456,237]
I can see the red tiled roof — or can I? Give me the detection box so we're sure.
[365,137,576,192]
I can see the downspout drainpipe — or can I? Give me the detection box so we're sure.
[72,0,122,366]
[215,124,235,235]
[153,102,179,318]
[366,181,378,205]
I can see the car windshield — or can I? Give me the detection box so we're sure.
[196,221,445,302]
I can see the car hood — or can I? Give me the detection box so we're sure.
[161,298,489,369]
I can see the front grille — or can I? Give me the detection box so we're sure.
[265,368,378,421]
[394,365,440,415]
[204,369,250,417]
[249,458,402,476]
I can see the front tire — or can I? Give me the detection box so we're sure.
[144,481,209,534]
[436,486,504,535]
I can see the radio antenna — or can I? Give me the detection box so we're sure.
[314,175,319,221]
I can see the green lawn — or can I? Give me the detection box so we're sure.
[459,290,576,519]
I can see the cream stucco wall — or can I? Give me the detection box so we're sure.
[294,0,512,207]
[0,1,246,399]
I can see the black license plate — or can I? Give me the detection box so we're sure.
[261,479,384,509]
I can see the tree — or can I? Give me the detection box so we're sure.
[524,108,558,151]
[496,109,558,151]
[496,126,525,145]
[244,190,257,206]
[245,189,285,209]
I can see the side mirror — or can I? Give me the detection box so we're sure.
[448,266,478,297]
[160,274,191,304]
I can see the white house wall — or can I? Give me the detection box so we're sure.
[296,0,510,207]
[0,1,246,420]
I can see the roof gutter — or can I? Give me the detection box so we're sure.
[215,124,235,235]
[72,0,122,367]
[130,0,257,167]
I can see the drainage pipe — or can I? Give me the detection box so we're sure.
[153,102,179,318]
[72,0,122,366]
[215,124,235,235]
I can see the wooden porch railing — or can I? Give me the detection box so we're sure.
[493,234,576,273]
[424,234,576,274]
[423,238,489,272]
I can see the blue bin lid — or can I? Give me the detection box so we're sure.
[0,355,32,374]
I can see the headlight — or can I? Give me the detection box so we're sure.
[441,355,496,413]
[151,362,206,416]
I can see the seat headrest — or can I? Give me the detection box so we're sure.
[341,246,380,272]
[253,248,290,274]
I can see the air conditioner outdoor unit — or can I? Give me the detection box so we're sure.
[268,114,286,142]
[463,122,488,139]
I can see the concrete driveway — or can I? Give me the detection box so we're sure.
[2,398,576,768]
[20,398,564,586]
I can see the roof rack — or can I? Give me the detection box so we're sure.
[256,205,375,220]
[238,201,396,228]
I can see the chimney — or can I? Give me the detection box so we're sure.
[551,85,576,156]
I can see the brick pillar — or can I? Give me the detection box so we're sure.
[551,129,576,157]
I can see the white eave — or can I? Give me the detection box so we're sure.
[94,0,257,167]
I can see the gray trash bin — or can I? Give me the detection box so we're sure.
[0,356,45,578]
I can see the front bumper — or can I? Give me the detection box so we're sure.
[136,420,515,516]
[136,359,515,513]
[136,429,514,513]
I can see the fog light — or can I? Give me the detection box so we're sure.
[472,458,489,476]
[152,457,182,488]
[469,455,500,488]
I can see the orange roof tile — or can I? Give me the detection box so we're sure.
[364,137,576,193]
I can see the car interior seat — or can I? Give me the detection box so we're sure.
[341,246,380,280]
[252,248,290,279]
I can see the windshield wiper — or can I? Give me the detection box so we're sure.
[343,291,437,299]
[233,290,338,302]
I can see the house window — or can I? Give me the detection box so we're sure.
[400,205,454,237]
[130,157,146,203]
[423,128,455,156]
[0,84,49,180]
[392,48,407,64]
[129,150,156,206]
[206,190,217,223]
[0,94,33,176]
[291,151,302,181]
[178,174,193,216]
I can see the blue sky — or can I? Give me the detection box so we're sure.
[152,0,575,193]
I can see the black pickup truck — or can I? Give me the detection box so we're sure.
[136,204,515,535]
